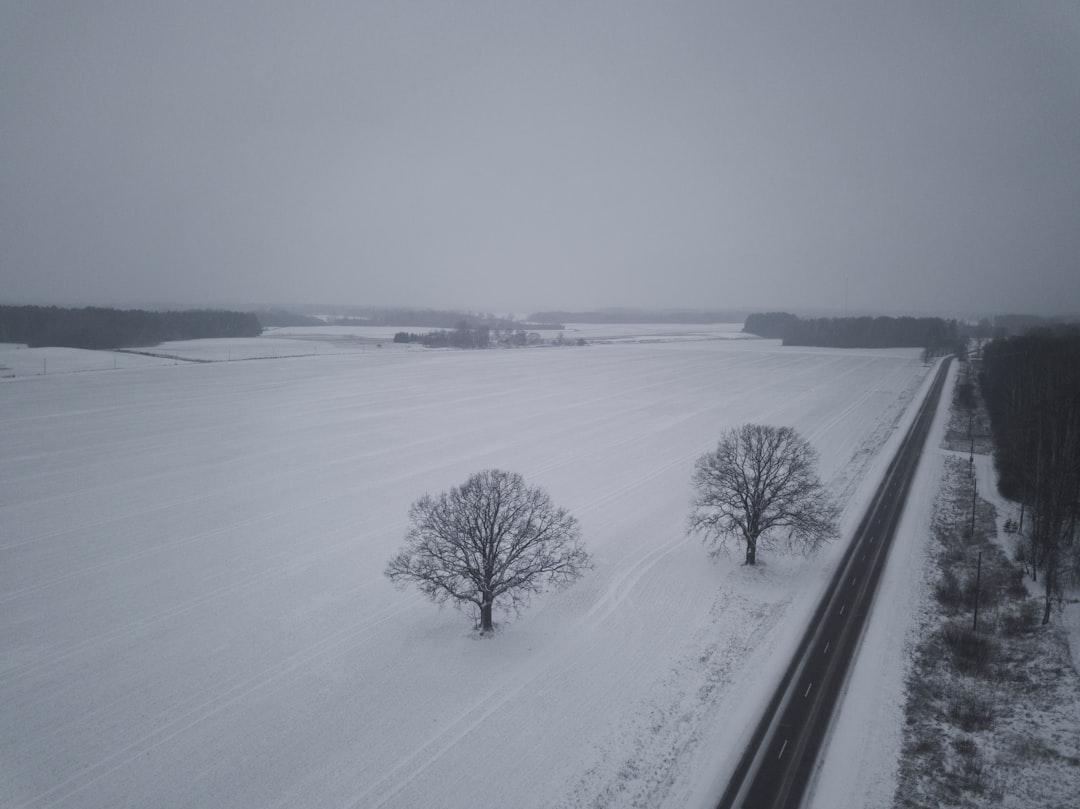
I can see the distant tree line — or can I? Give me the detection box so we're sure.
[394,322,559,348]
[743,311,963,354]
[0,305,262,350]
[325,308,563,331]
[985,314,1075,337]
[254,309,325,328]
[980,327,1080,624]
[529,309,744,324]
[742,312,799,339]
[784,316,961,352]
[394,322,492,348]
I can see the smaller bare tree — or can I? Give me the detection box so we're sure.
[688,424,840,565]
[385,469,591,633]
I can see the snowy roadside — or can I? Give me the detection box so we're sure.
[669,359,948,808]
[809,357,1080,809]
[806,359,958,809]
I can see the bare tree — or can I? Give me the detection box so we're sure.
[385,469,591,633]
[688,424,840,565]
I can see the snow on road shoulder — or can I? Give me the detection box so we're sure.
[807,359,957,809]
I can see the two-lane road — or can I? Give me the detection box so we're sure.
[717,356,952,809]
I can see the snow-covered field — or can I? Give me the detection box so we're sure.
[1,329,933,809]
[0,344,178,377]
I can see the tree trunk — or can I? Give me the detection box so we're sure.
[745,537,757,566]
[480,599,494,633]
[1042,554,1055,626]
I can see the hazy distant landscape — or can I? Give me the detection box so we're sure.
[3,2,1079,807]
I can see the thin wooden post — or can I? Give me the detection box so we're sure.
[973,551,982,631]
[970,475,977,538]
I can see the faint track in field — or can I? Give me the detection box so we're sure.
[341,535,692,809]
[3,357,721,678]
[339,375,745,807]
[0,525,397,683]
[808,360,930,506]
[714,358,951,809]
[0,353,709,553]
[4,558,405,743]
[344,358,927,808]
[8,362,724,803]
[10,595,420,809]
[4,346,928,808]
[0,458,406,603]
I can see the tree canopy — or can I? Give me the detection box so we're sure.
[385,469,591,633]
[688,424,840,565]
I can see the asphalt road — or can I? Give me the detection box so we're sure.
[716,356,953,809]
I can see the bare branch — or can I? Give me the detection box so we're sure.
[385,469,592,633]
[688,424,839,565]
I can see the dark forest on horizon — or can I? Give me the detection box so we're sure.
[0,305,262,350]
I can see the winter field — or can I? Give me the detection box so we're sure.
[2,327,936,809]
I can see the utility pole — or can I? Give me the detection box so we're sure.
[970,473,978,538]
[973,550,982,631]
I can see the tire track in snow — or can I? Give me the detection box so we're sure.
[0,474,401,604]
[813,360,929,506]
[1,349,702,553]
[339,423,708,807]
[2,390,703,685]
[0,409,520,549]
[806,358,922,445]
[10,595,420,809]
[340,533,691,809]
[3,344,926,808]
[6,568,408,752]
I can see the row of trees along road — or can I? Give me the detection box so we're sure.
[980,328,1080,624]
[385,426,838,633]
[742,312,963,358]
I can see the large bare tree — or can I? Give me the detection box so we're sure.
[385,469,591,633]
[688,424,840,565]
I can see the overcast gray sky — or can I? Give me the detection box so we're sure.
[2,1,1079,316]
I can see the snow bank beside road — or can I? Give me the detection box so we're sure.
[808,359,955,809]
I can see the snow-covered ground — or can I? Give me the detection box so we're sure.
[1,329,932,809]
[0,344,177,377]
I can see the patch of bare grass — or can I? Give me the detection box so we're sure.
[946,685,996,732]
[941,622,999,676]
